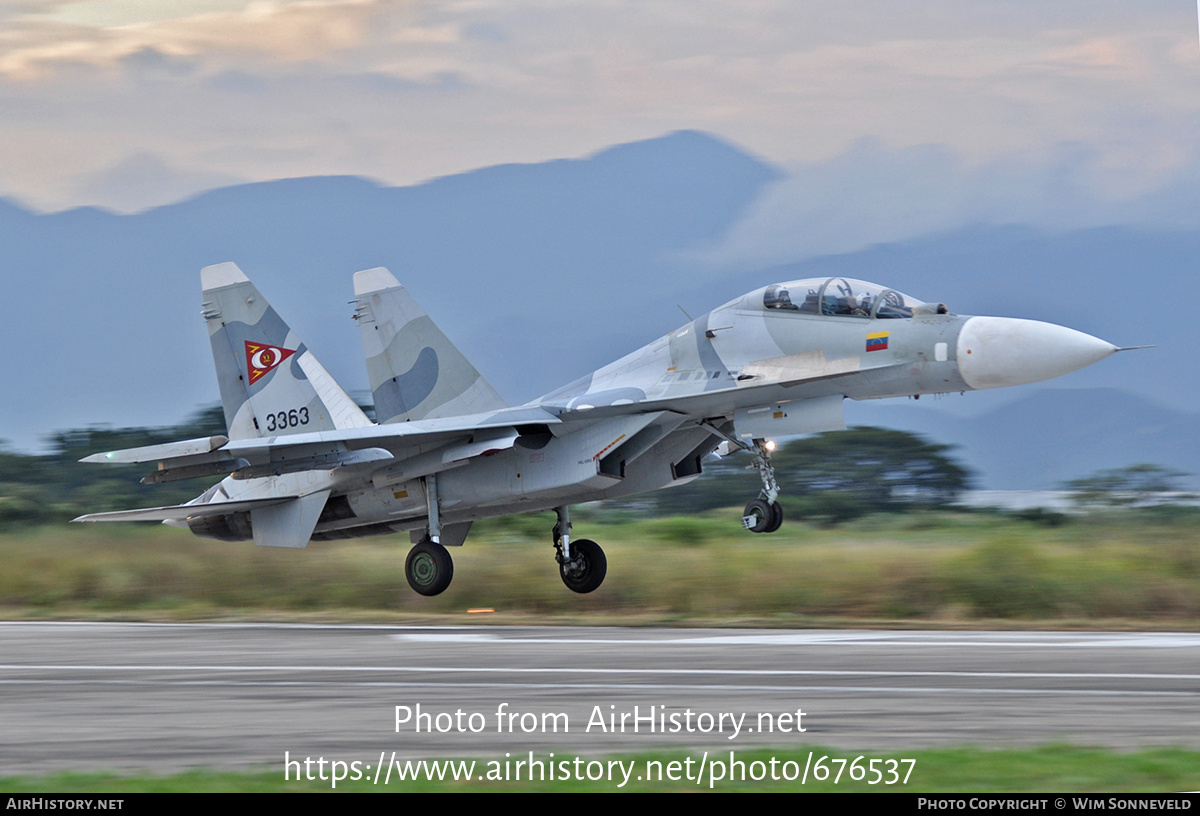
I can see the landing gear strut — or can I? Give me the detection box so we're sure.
[553,505,607,593]
[703,422,786,535]
[742,438,784,534]
[405,473,454,596]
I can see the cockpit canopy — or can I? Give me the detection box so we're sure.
[763,277,933,319]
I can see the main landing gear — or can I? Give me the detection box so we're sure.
[741,438,783,534]
[405,537,453,596]
[405,472,454,597]
[553,505,606,594]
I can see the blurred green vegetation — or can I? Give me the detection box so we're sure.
[1,411,976,528]
[1062,464,1194,508]
[6,407,1191,531]
[4,409,1198,623]
[4,745,1199,792]
[3,506,1199,622]
[0,406,228,525]
[649,425,972,524]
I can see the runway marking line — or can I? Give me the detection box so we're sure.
[0,678,1193,697]
[4,622,1200,650]
[2,664,1198,681]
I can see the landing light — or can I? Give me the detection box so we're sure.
[765,440,776,452]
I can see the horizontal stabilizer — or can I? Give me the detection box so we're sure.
[72,496,297,523]
[80,435,229,465]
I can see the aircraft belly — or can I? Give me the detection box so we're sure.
[595,427,718,500]
[215,422,706,540]
[218,469,340,501]
[343,480,427,522]
[438,444,608,506]
[301,421,649,535]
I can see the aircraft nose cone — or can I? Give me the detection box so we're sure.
[957,316,1117,390]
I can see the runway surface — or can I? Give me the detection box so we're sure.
[2,623,1199,774]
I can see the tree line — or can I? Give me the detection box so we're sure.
[0,407,1189,528]
[0,406,227,525]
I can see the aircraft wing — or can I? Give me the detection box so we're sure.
[78,352,888,487]
[204,365,855,474]
[80,405,562,484]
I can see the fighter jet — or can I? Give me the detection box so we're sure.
[75,265,1119,596]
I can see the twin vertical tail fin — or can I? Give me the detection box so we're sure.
[352,267,507,423]
[202,262,371,440]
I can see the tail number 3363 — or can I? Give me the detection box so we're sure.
[265,408,309,431]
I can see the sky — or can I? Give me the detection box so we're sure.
[1,0,1198,263]
[1,0,1197,477]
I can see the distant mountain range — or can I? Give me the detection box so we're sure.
[1,130,1191,488]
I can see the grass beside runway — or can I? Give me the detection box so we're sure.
[4,512,1198,794]
[2,745,1198,792]
[1,508,1198,624]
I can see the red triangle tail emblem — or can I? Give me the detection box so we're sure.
[244,341,296,385]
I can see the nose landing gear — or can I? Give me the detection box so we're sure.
[705,433,780,534]
[741,438,783,533]
[743,496,783,533]
[739,439,787,535]
[701,423,785,534]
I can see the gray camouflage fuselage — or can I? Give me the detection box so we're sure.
[77,268,1117,555]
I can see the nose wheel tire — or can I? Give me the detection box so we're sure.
[406,539,454,596]
[559,538,606,594]
[743,499,783,533]
[765,500,783,533]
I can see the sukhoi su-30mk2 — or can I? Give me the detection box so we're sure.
[76,264,1120,597]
